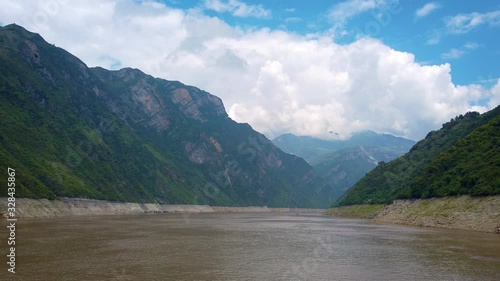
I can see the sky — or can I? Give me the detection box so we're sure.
[0,0,499,141]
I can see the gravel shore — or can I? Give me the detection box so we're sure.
[329,195,500,233]
[0,197,324,218]
[374,195,500,233]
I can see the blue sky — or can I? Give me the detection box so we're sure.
[0,0,499,140]
[165,0,500,87]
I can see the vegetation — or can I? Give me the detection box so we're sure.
[335,107,500,206]
[0,24,328,207]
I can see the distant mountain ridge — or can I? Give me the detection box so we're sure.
[309,146,402,202]
[336,106,500,206]
[0,24,332,208]
[272,131,416,203]
[272,131,415,162]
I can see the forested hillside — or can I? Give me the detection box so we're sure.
[335,106,500,206]
[0,24,330,207]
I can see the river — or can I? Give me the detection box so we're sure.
[1,212,499,280]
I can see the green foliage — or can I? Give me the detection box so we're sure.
[0,24,326,208]
[335,106,500,206]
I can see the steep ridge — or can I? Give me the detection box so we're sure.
[0,24,327,207]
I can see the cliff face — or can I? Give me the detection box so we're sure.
[0,24,330,207]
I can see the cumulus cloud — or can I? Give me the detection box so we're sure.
[0,0,497,141]
[488,80,500,109]
[446,10,500,34]
[203,0,271,19]
[415,2,440,18]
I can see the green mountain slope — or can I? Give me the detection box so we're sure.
[335,107,500,206]
[0,24,327,207]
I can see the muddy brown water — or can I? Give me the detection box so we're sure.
[1,212,499,280]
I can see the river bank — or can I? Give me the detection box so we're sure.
[328,195,500,233]
[0,197,324,218]
[3,196,499,233]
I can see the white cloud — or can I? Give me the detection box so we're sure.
[441,48,464,59]
[416,2,440,18]
[328,0,383,28]
[203,0,271,19]
[446,10,500,34]
[327,0,402,39]
[463,42,479,49]
[488,79,500,109]
[328,0,379,25]
[441,42,479,60]
[0,0,496,141]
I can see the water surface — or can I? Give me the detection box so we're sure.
[2,212,499,280]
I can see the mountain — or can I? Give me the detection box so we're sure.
[272,131,415,162]
[335,107,500,206]
[0,24,327,208]
[272,131,415,201]
[310,146,408,200]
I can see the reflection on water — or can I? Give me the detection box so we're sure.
[1,213,499,280]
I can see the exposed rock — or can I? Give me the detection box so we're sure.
[374,195,500,233]
[0,198,325,218]
[130,79,170,131]
[23,40,40,64]
[208,137,223,153]
[184,142,212,164]
[171,88,204,121]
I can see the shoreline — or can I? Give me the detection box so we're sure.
[3,196,499,234]
[328,195,500,233]
[0,197,325,218]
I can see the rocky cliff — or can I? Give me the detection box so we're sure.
[0,24,331,208]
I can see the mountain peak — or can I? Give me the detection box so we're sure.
[0,24,332,208]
